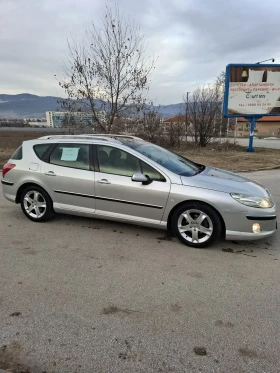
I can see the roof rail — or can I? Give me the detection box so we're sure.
[77,134,143,140]
[38,135,112,141]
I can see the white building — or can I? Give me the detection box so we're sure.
[46,111,106,128]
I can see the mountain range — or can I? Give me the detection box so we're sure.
[0,94,184,119]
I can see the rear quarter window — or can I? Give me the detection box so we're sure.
[11,146,22,160]
[49,143,90,170]
[33,144,52,160]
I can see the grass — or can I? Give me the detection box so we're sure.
[1,131,280,172]
[0,131,54,169]
[179,142,280,172]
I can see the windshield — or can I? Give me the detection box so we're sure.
[123,141,202,176]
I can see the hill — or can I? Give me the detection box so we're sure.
[0,93,184,119]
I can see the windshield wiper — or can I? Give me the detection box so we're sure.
[193,165,205,175]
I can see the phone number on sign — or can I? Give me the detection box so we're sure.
[238,103,272,107]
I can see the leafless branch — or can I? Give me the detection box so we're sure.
[58,4,155,133]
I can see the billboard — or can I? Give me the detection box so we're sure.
[223,63,280,118]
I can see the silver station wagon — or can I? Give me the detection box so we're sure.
[1,134,277,248]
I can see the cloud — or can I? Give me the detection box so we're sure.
[1,0,280,104]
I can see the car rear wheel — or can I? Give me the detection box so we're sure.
[20,186,53,222]
[171,202,222,248]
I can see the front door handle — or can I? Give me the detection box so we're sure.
[45,171,56,176]
[97,179,111,184]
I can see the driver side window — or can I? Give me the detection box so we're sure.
[97,145,141,177]
[141,161,166,182]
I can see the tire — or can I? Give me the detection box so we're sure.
[171,202,222,248]
[20,185,53,222]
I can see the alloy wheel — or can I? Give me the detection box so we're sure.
[177,209,213,244]
[23,190,47,219]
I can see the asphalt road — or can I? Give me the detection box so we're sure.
[234,138,280,149]
[0,170,279,373]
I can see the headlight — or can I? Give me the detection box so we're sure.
[230,193,274,208]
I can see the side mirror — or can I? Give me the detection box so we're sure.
[131,173,152,185]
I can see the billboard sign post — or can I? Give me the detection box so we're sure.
[248,117,256,152]
[223,63,280,152]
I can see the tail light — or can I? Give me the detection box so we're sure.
[2,163,16,178]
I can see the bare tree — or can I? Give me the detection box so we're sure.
[185,86,221,147]
[183,72,225,147]
[0,118,24,127]
[164,114,185,148]
[216,70,225,90]
[58,5,155,133]
[215,70,228,137]
[133,106,163,143]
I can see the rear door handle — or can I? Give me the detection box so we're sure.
[45,171,56,176]
[97,179,111,184]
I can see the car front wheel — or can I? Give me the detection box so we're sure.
[171,202,222,248]
[20,186,53,222]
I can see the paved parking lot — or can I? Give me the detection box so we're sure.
[235,138,280,149]
[0,170,279,373]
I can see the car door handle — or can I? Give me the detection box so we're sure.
[45,171,56,176]
[97,179,111,184]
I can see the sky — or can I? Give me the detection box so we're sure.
[1,0,280,104]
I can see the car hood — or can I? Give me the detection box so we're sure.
[181,166,269,197]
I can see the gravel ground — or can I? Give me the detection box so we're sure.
[0,170,279,373]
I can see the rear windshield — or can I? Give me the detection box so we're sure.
[11,146,22,160]
[33,144,52,160]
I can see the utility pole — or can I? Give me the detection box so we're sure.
[234,117,237,144]
[185,92,190,141]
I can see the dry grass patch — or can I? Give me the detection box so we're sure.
[0,131,54,168]
[180,143,280,172]
[1,131,280,172]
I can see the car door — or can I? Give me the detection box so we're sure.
[40,142,95,211]
[94,145,171,223]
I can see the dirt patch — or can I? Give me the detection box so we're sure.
[193,346,207,356]
[222,248,258,257]
[0,341,31,373]
[222,248,234,253]
[22,248,37,256]
[170,303,182,312]
[215,320,235,328]
[10,312,21,317]
[103,306,120,315]
[118,340,132,360]
[238,347,258,359]
[156,234,173,241]
[102,306,143,315]
[186,272,204,279]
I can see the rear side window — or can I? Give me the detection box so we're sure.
[33,144,52,160]
[11,146,22,160]
[50,143,90,170]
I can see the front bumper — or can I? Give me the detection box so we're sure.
[221,209,277,241]
[226,228,276,241]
